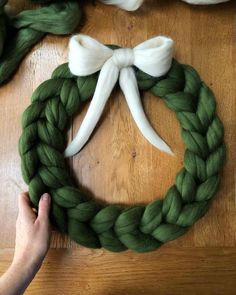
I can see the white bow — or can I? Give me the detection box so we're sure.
[100,0,229,10]
[64,34,174,158]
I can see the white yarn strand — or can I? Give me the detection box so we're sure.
[100,0,144,11]
[119,68,173,155]
[99,0,229,10]
[65,34,174,158]
[183,0,229,3]
[65,60,119,157]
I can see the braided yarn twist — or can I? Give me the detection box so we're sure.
[19,59,226,252]
[0,1,81,85]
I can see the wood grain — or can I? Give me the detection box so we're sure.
[1,247,236,295]
[0,0,235,293]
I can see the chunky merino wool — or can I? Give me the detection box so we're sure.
[32,0,144,11]
[106,0,230,10]
[65,34,174,157]
[19,39,226,252]
[101,0,144,11]
[0,1,81,85]
[183,0,229,3]
[32,0,231,11]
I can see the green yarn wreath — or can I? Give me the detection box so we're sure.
[19,58,226,253]
[0,0,81,85]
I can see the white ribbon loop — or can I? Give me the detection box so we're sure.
[64,34,174,158]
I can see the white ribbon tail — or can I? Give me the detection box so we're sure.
[64,60,119,157]
[119,68,174,156]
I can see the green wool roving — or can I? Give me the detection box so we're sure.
[19,58,226,253]
[0,1,81,85]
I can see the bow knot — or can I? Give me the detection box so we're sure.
[65,34,175,157]
[112,48,134,69]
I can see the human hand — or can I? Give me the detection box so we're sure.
[13,192,51,270]
[0,193,51,295]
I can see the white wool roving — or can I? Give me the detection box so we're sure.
[65,34,174,157]
[100,0,229,11]
[100,0,144,11]
[183,0,229,4]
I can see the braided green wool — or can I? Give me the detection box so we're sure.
[0,1,81,85]
[19,58,226,253]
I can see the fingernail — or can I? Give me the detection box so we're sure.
[42,193,50,201]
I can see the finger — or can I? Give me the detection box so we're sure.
[18,192,36,221]
[37,193,51,222]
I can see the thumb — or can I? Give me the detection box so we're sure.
[38,193,51,221]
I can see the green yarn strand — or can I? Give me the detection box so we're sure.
[0,29,45,85]
[12,3,81,35]
[19,59,226,252]
[0,2,81,85]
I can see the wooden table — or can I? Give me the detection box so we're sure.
[0,0,235,294]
